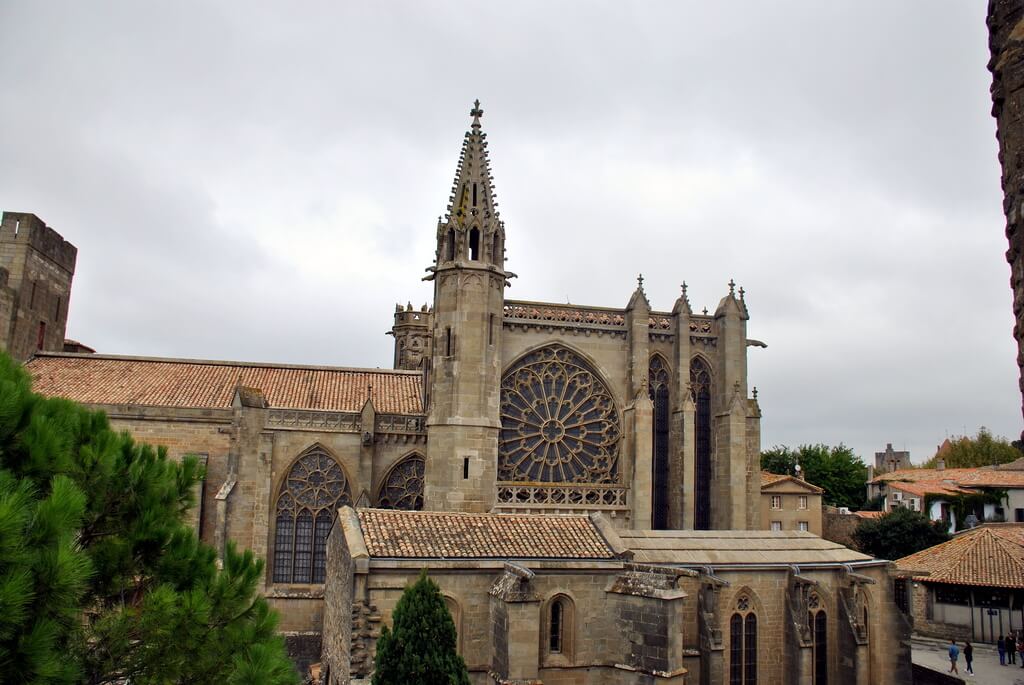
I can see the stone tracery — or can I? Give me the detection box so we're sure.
[272,445,352,584]
[499,345,621,483]
[377,454,425,510]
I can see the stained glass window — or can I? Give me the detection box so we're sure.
[272,445,351,583]
[499,345,621,483]
[377,454,425,510]
[730,594,758,684]
[691,356,712,530]
[649,355,671,529]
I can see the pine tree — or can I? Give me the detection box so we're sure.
[0,353,298,684]
[372,571,469,685]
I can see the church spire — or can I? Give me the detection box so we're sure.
[435,101,505,268]
[445,99,500,225]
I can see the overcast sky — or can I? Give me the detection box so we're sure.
[0,1,1016,464]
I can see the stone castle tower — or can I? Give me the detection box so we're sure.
[423,100,511,513]
[0,212,77,362]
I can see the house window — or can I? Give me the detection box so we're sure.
[770,521,782,532]
[272,445,351,584]
[893,579,909,614]
[799,521,809,532]
[908,499,916,512]
[1015,508,1024,523]
[770,495,782,510]
[798,495,808,510]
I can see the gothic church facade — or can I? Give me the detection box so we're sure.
[13,104,911,684]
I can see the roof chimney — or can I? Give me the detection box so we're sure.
[936,458,945,471]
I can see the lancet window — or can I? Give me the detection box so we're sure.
[691,356,713,530]
[499,345,621,483]
[272,445,351,584]
[809,592,828,685]
[729,594,758,685]
[377,454,425,510]
[545,595,574,659]
[469,227,480,260]
[649,355,671,529]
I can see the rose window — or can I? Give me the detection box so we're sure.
[499,345,621,483]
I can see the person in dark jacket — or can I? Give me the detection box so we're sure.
[964,641,974,675]
[999,634,1006,665]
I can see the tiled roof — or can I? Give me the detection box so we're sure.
[887,481,971,498]
[26,353,423,414]
[617,529,871,565]
[958,469,1024,488]
[356,509,616,559]
[870,468,978,484]
[853,510,884,520]
[895,524,1024,588]
[760,471,824,493]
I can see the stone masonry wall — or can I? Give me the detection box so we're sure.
[989,0,1024,436]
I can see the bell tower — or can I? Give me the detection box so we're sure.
[423,101,510,512]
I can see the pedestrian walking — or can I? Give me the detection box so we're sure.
[1018,634,1024,668]
[964,640,973,675]
[1011,633,1018,665]
[949,639,960,675]
[998,634,1006,666]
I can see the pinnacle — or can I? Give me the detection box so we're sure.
[443,101,500,224]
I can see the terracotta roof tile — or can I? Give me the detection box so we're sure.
[887,481,971,498]
[870,468,978,484]
[895,524,1024,588]
[356,509,616,559]
[958,470,1024,488]
[853,510,884,520]
[759,471,824,493]
[25,353,423,414]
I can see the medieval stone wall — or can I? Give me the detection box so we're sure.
[989,0,1024,435]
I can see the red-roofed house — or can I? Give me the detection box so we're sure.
[868,463,1024,532]
[893,523,1024,643]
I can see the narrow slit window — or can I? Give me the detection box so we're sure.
[445,327,452,356]
[36,321,46,350]
[29,281,37,308]
[472,182,478,207]
[463,457,470,480]
[550,599,563,653]
[54,296,61,320]
[446,228,455,261]
[488,313,494,345]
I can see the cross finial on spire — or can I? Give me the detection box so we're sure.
[739,286,745,301]
[752,386,758,400]
[728,278,736,296]
[637,273,644,290]
[470,99,483,129]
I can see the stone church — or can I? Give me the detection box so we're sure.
[9,103,911,684]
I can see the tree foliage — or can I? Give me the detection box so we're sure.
[372,571,469,685]
[760,444,868,509]
[0,353,297,684]
[922,426,1023,468]
[852,507,951,561]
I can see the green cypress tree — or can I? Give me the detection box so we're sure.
[372,571,469,685]
[0,353,298,684]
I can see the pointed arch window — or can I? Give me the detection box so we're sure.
[499,345,621,484]
[377,454,425,510]
[469,227,480,260]
[809,592,828,685]
[729,594,757,685]
[272,446,351,584]
[691,356,713,530]
[446,228,456,261]
[649,355,671,529]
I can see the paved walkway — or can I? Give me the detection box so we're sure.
[913,642,1024,684]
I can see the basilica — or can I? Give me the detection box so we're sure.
[9,103,911,684]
